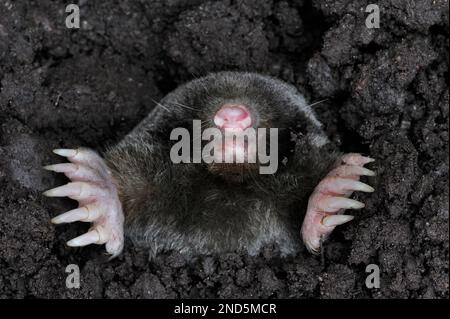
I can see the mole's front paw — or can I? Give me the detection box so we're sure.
[44,148,124,258]
[301,153,375,254]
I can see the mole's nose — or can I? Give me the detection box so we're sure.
[214,104,252,130]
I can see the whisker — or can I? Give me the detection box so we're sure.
[201,121,212,128]
[152,99,171,113]
[189,71,200,80]
[306,98,329,108]
[171,101,200,111]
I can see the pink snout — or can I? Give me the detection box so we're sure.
[214,104,252,130]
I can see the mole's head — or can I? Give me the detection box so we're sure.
[162,72,328,181]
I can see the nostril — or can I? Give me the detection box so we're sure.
[214,104,252,129]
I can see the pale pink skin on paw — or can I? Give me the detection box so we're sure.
[43,147,124,258]
[301,153,375,254]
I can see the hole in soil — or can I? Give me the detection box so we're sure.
[339,124,370,154]
[360,41,384,55]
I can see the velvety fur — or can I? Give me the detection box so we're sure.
[105,72,341,258]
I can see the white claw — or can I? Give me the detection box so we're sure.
[334,179,374,193]
[351,180,375,192]
[44,162,103,182]
[67,227,107,247]
[318,197,365,212]
[51,207,88,224]
[43,182,105,199]
[331,165,376,177]
[51,204,102,224]
[358,167,376,176]
[53,148,78,157]
[43,182,81,197]
[43,163,77,173]
[322,215,355,227]
[318,178,375,194]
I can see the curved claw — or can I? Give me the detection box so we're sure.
[51,204,103,224]
[42,182,107,200]
[316,177,374,194]
[316,196,365,212]
[44,163,78,173]
[53,149,78,157]
[322,215,354,227]
[44,163,102,182]
[329,165,376,177]
[66,227,107,247]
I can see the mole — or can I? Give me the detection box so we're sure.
[43,72,375,258]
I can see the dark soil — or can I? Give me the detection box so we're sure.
[0,0,448,299]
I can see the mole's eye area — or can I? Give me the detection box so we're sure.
[213,104,252,130]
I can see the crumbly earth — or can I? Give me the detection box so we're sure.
[0,0,448,299]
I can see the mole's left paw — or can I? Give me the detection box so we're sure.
[43,148,124,258]
[301,153,375,254]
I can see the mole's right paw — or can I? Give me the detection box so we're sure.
[300,153,375,254]
[43,148,124,258]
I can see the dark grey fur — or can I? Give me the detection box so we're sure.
[105,72,341,258]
